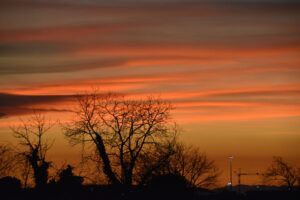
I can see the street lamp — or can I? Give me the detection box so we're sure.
[227,155,234,189]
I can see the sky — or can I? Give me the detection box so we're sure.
[0,0,300,186]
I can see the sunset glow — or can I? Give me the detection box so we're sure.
[1,0,300,186]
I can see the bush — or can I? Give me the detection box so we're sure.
[0,176,21,192]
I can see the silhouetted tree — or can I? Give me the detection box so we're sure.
[0,145,17,178]
[135,138,177,185]
[64,93,174,186]
[0,145,32,187]
[168,143,220,188]
[137,142,219,188]
[11,113,54,189]
[19,158,32,188]
[263,157,298,190]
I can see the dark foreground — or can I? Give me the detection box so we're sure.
[1,185,299,200]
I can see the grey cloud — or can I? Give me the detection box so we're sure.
[0,59,127,75]
[0,92,126,118]
[0,43,64,56]
[0,93,74,107]
[0,93,75,117]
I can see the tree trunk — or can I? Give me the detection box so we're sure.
[95,134,121,185]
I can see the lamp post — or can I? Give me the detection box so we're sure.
[227,155,234,189]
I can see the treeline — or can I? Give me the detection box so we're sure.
[0,92,299,199]
[0,93,219,190]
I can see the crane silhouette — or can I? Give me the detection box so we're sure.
[235,168,261,193]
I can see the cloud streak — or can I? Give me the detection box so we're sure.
[1,0,299,121]
[0,93,75,117]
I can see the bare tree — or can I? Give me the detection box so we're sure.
[19,158,32,188]
[0,145,18,178]
[134,142,219,188]
[135,138,177,185]
[168,144,220,188]
[263,157,298,190]
[11,112,54,188]
[0,144,33,187]
[64,93,174,186]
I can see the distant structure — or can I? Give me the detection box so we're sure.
[227,155,234,189]
[236,168,260,186]
[235,168,260,193]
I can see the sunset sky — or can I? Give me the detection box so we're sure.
[1,0,300,186]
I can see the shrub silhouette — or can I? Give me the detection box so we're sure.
[146,173,193,199]
[0,176,21,192]
[57,165,83,189]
